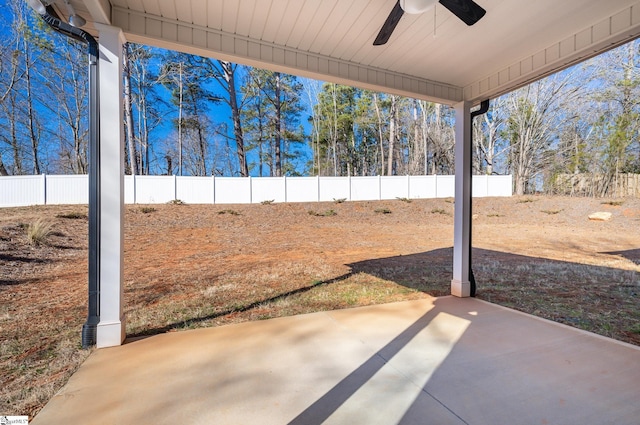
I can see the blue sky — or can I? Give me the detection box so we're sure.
[0,0,318,176]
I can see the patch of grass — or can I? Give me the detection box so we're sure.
[333,198,347,204]
[56,212,86,220]
[541,209,563,215]
[396,197,412,203]
[444,198,454,204]
[167,199,185,205]
[308,209,337,217]
[218,209,240,216]
[26,219,54,246]
[139,206,156,214]
[601,200,624,206]
[487,213,504,217]
[517,198,537,203]
[374,208,392,214]
[260,199,275,205]
[431,208,448,215]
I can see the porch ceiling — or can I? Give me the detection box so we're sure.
[67,0,640,105]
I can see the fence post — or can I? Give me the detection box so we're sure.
[212,175,215,205]
[284,175,287,203]
[173,175,178,201]
[42,174,47,205]
[317,175,320,202]
[348,175,352,201]
[407,174,410,199]
[249,176,253,204]
[485,174,489,197]
[434,174,438,198]
[378,175,382,200]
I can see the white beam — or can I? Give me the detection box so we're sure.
[451,101,472,298]
[81,0,111,25]
[95,23,126,348]
[110,7,463,106]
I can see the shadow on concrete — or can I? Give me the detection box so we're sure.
[288,305,447,425]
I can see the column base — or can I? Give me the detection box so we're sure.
[96,316,126,348]
[451,279,471,298]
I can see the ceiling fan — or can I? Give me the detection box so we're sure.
[373,0,486,45]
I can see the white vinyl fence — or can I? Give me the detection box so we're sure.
[0,174,512,207]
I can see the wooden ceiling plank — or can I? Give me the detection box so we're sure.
[190,0,208,27]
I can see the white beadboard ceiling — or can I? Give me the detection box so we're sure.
[61,0,640,105]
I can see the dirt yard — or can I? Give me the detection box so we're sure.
[1,195,639,419]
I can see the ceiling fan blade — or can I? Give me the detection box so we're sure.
[438,0,486,26]
[373,1,404,46]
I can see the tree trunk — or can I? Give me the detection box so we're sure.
[387,95,398,176]
[123,44,138,175]
[274,72,282,177]
[0,156,8,176]
[22,38,41,175]
[373,93,385,175]
[220,61,248,177]
[178,62,183,176]
[5,93,23,174]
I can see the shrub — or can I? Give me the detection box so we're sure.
[167,199,185,205]
[396,197,412,203]
[139,207,156,214]
[56,212,87,220]
[26,219,54,246]
[333,198,347,204]
[601,200,624,206]
[261,200,275,205]
[374,208,392,214]
[308,209,337,217]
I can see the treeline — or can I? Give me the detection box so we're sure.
[1,0,639,195]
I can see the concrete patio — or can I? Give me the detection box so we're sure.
[33,296,640,424]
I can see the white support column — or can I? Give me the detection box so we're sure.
[451,101,472,297]
[96,24,126,347]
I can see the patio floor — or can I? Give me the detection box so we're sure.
[32,296,640,425]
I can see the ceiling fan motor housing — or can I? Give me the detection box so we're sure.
[399,0,437,14]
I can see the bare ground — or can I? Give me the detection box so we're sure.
[1,195,639,419]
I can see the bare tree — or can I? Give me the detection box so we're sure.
[473,98,508,175]
[590,41,640,194]
[127,44,166,175]
[504,71,580,195]
[372,93,386,175]
[123,43,138,175]
[302,78,323,175]
[423,103,455,174]
[386,95,399,176]
[159,54,218,176]
[196,59,249,176]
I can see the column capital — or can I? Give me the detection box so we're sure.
[94,23,126,42]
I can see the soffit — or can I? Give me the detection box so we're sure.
[65,0,640,105]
